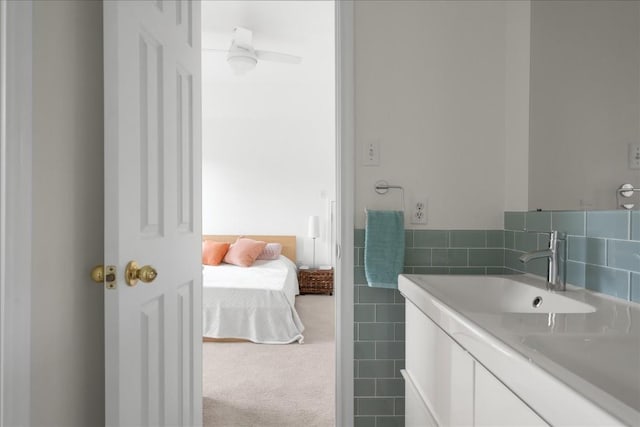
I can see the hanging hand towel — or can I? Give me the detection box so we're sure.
[364,210,405,289]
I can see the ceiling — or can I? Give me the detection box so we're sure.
[202,1,333,54]
[201,0,334,85]
[201,0,335,119]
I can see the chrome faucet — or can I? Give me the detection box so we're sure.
[519,230,567,291]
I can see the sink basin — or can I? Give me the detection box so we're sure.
[403,275,596,314]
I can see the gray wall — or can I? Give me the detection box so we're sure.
[354,1,522,230]
[529,0,640,210]
[31,1,104,425]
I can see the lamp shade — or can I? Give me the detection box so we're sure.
[308,215,320,238]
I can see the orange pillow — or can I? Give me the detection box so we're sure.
[223,238,267,267]
[202,241,230,266]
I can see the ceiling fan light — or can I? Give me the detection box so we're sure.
[227,55,257,75]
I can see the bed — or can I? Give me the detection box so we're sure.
[202,235,305,344]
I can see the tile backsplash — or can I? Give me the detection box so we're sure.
[505,210,640,302]
[353,210,639,426]
[353,227,507,427]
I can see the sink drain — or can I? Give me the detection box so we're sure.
[532,296,543,308]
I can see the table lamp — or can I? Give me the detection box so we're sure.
[308,215,320,268]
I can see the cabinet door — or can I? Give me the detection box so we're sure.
[405,302,474,426]
[402,370,438,427]
[475,362,549,426]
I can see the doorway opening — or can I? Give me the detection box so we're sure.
[200,1,336,425]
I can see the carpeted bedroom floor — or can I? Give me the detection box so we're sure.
[203,294,335,427]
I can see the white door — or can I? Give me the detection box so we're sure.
[103,1,202,426]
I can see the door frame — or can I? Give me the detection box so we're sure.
[335,1,354,425]
[0,1,33,426]
[0,1,356,426]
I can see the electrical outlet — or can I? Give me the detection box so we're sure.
[630,143,640,169]
[411,198,428,224]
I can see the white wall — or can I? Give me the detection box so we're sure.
[355,1,517,230]
[529,1,640,210]
[31,1,104,425]
[202,1,335,266]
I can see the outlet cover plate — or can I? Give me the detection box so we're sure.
[411,198,428,224]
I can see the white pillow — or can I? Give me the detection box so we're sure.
[257,243,282,260]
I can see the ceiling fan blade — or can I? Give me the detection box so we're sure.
[255,50,302,64]
[233,27,253,50]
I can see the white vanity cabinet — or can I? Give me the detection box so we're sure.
[404,300,548,426]
[404,300,473,426]
[474,362,547,426]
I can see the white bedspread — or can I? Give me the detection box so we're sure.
[202,256,304,344]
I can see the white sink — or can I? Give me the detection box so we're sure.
[404,275,596,314]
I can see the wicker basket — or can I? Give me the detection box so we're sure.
[298,268,334,295]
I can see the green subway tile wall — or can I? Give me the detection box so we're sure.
[353,228,505,426]
[632,273,640,303]
[632,211,640,240]
[354,211,639,425]
[504,210,640,301]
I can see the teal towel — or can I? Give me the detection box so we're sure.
[364,210,405,289]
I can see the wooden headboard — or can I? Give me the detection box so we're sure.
[202,235,297,263]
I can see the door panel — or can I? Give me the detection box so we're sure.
[176,68,194,234]
[138,29,165,238]
[103,1,202,426]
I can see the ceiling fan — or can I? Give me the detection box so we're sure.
[203,27,302,75]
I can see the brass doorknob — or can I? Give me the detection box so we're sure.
[91,265,105,283]
[125,261,158,286]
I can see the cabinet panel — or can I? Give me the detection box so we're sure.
[405,301,474,426]
[475,362,549,426]
[401,370,438,427]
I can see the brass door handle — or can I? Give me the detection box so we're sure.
[90,265,117,289]
[91,265,106,283]
[125,261,158,286]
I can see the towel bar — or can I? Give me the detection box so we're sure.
[618,184,639,196]
[373,180,405,211]
[375,180,404,194]
[617,184,639,210]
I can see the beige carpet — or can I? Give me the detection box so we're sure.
[203,295,335,427]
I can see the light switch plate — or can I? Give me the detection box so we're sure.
[363,140,380,166]
[629,143,640,169]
